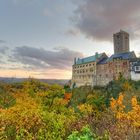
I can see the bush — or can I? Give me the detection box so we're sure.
[68,125,109,140]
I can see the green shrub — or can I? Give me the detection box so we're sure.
[68,126,109,140]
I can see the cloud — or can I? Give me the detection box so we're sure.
[0,46,9,64]
[0,40,6,43]
[66,29,80,36]
[72,0,140,41]
[12,46,83,70]
[0,46,9,54]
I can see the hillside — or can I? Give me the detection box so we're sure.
[0,78,140,139]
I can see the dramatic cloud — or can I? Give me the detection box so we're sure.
[72,0,140,41]
[12,46,83,70]
[0,46,9,54]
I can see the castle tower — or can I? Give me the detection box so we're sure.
[113,30,129,54]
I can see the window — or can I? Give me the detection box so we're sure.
[135,66,140,71]
[117,35,120,38]
[123,62,127,65]
[90,68,93,72]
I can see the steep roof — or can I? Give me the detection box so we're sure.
[75,53,103,65]
[107,51,136,62]
[97,57,108,64]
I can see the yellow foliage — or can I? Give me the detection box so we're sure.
[111,93,140,127]
[110,93,125,114]
[87,94,94,100]
[61,99,69,105]
[78,103,93,115]
[0,93,43,137]
[122,81,132,91]
[131,96,138,107]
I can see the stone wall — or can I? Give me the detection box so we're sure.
[72,61,96,87]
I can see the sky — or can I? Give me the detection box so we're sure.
[0,0,140,79]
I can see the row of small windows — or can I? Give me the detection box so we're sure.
[73,75,94,79]
[73,68,94,74]
[73,74,109,79]
[98,74,108,78]
[74,63,94,69]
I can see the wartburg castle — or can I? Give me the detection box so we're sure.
[72,30,140,87]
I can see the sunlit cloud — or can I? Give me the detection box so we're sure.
[0,45,83,79]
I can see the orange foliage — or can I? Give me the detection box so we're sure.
[64,93,72,100]
[111,93,140,127]
[110,93,125,118]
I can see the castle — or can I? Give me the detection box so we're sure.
[72,30,140,87]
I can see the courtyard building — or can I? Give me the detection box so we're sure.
[72,30,139,87]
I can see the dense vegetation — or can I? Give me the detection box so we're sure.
[0,77,140,140]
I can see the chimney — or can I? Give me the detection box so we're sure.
[74,57,76,65]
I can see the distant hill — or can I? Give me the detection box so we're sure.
[0,77,69,85]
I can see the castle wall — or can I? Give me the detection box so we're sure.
[72,59,131,87]
[72,61,97,87]
[72,30,135,87]
[96,63,113,86]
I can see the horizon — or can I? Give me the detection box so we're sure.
[0,76,70,80]
[1,0,140,79]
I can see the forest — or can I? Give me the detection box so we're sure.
[0,76,140,140]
